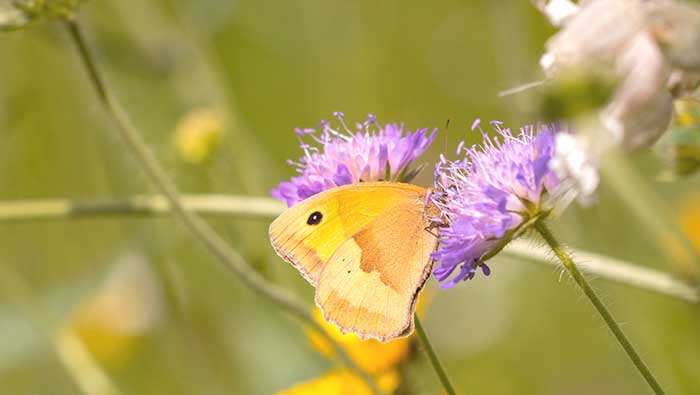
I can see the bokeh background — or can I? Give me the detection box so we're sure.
[1,0,699,394]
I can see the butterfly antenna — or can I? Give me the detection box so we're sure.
[497,79,546,97]
[443,119,450,156]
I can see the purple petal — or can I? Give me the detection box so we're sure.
[270,112,436,206]
[430,121,565,288]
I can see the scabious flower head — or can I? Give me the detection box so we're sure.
[430,120,563,288]
[272,113,437,207]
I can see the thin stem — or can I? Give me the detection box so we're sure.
[506,240,699,304]
[63,18,382,395]
[2,195,698,305]
[414,315,458,395]
[534,221,665,395]
[0,195,285,223]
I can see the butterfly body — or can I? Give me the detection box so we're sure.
[269,182,438,341]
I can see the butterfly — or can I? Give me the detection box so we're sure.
[269,182,438,341]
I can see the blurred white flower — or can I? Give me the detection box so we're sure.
[540,0,700,152]
[668,71,700,99]
[646,0,700,71]
[536,0,579,27]
[541,0,646,73]
[603,89,674,151]
[549,131,600,205]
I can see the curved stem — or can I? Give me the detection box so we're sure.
[534,221,665,395]
[414,315,458,395]
[63,18,382,395]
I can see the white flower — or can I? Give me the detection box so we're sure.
[646,0,700,71]
[549,132,600,205]
[540,0,700,152]
[539,0,579,27]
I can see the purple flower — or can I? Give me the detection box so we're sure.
[272,113,437,207]
[431,120,563,288]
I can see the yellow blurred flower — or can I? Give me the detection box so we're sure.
[671,194,700,279]
[276,368,400,395]
[679,195,700,251]
[61,253,163,369]
[278,293,431,394]
[674,99,700,127]
[174,108,225,164]
[306,308,413,376]
[656,99,700,179]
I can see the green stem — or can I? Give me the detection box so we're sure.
[63,18,382,395]
[506,240,699,304]
[534,221,665,395]
[2,195,698,305]
[414,315,458,395]
[0,195,285,223]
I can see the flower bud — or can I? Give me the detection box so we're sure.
[0,1,31,31]
[174,108,225,164]
[0,0,84,31]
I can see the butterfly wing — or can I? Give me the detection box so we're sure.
[268,182,437,341]
[315,197,437,341]
[269,182,431,286]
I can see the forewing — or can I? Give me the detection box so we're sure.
[269,182,429,286]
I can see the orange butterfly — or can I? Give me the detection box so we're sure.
[269,182,438,341]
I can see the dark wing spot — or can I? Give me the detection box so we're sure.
[307,211,323,225]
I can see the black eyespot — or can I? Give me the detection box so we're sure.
[307,211,323,225]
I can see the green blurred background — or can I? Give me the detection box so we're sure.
[1,0,699,394]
